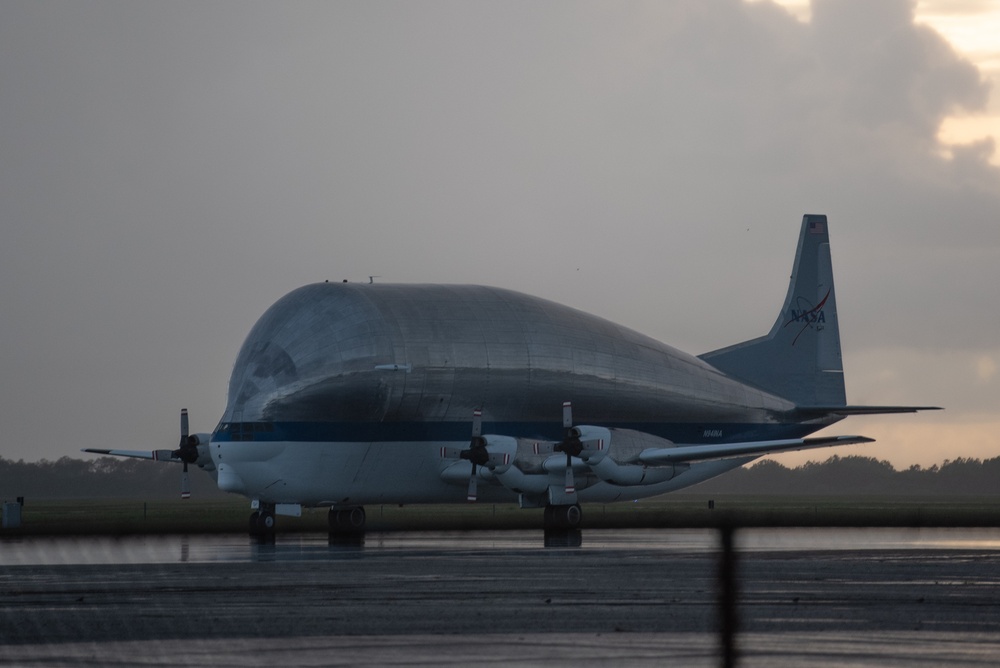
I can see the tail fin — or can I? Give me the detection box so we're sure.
[699,214,846,406]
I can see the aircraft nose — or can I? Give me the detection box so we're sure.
[216,462,246,494]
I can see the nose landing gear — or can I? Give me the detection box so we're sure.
[249,503,276,537]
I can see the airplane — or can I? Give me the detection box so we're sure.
[85,214,938,533]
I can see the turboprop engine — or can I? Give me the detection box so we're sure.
[571,426,682,487]
[439,404,688,507]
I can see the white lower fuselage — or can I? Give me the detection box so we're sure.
[211,438,753,507]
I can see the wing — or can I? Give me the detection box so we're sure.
[793,405,942,417]
[639,435,874,465]
[83,448,180,462]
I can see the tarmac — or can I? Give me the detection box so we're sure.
[2,528,1000,666]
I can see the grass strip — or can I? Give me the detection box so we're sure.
[3,496,1000,536]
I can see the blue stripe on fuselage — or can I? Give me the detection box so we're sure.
[212,420,818,444]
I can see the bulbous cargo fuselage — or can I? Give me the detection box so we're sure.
[220,283,799,434]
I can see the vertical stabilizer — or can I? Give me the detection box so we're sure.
[699,214,846,406]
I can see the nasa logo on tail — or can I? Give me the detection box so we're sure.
[783,289,830,345]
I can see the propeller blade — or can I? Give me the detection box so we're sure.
[180,408,190,440]
[181,462,191,500]
[472,408,482,439]
[487,451,511,469]
[561,402,578,494]
[533,442,556,455]
[564,453,575,494]
[467,464,478,502]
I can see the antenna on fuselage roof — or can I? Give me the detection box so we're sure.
[369,276,381,284]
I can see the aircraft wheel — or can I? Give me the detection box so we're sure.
[249,510,261,535]
[329,506,366,534]
[250,510,275,534]
[543,504,583,530]
[564,504,582,528]
[346,506,366,530]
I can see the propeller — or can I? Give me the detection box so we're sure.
[552,401,583,494]
[172,409,200,500]
[439,409,512,502]
[460,409,488,501]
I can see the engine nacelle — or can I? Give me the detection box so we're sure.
[155,433,214,470]
[574,425,611,463]
[579,427,681,487]
[482,435,517,473]
[587,455,678,486]
[487,465,550,495]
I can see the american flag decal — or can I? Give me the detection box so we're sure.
[808,220,826,234]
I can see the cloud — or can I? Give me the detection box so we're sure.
[814,1,986,129]
[977,355,997,383]
[0,1,997,462]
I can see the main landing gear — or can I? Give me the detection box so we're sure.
[328,506,366,534]
[327,506,366,546]
[543,503,583,547]
[543,503,582,530]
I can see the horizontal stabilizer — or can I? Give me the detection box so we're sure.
[83,448,181,462]
[639,435,874,465]
[793,405,943,418]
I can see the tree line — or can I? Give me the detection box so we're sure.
[691,455,1000,496]
[0,456,229,501]
[1,454,998,501]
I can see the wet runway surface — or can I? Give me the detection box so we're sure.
[2,528,1000,666]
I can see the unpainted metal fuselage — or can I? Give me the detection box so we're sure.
[209,282,816,506]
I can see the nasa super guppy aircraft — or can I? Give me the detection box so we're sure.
[87,215,937,532]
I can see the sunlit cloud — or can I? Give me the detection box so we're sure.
[760,0,1000,164]
[977,355,997,383]
[754,0,811,22]
[917,0,1000,164]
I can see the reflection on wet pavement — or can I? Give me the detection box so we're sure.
[2,528,999,666]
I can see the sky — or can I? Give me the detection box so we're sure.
[1,1,998,469]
